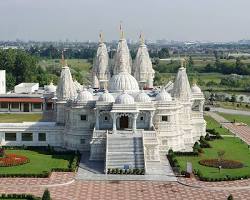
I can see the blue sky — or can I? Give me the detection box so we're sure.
[1,0,250,42]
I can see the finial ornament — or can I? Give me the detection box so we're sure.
[99,31,104,43]
[119,21,124,39]
[180,58,185,68]
[139,32,144,45]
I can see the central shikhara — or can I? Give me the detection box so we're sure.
[0,30,206,175]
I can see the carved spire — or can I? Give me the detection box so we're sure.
[139,32,145,45]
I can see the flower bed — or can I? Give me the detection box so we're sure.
[199,159,244,169]
[0,154,29,167]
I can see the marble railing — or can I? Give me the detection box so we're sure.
[191,112,203,119]
[92,129,107,138]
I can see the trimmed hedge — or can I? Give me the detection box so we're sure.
[107,168,145,175]
[0,193,40,199]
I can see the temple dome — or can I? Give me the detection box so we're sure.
[108,71,139,93]
[135,91,151,103]
[115,91,135,104]
[156,89,172,101]
[77,88,93,102]
[191,84,202,93]
[46,82,57,93]
[98,90,115,102]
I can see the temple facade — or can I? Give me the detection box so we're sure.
[0,31,206,174]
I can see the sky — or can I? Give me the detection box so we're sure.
[1,0,250,42]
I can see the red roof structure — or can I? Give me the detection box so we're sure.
[0,98,43,103]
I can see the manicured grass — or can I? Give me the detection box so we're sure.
[176,137,250,179]
[0,114,43,123]
[219,113,250,126]
[0,150,73,175]
[205,115,232,135]
[216,101,250,111]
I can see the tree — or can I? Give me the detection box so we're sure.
[158,48,170,59]
[227,194,233,200]
[42,189,51,200]
[187,56,194,72]
[231,94,237,103]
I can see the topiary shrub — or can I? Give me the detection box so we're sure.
[42,188,51,200]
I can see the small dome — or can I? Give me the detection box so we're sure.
[77,88,93,102]
[108,72,139,92]
[191,84,202,93]
[135,91,151,103]
[46,82,57,93]
[115,91,135,104]
[156,89,172,101]
[98,90,115,102]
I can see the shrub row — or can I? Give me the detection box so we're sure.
[2,145,78,156]
[167,149,181,174]
[0,193,40,199]
[199,136,211,148]
[107,168,145,175]
[0,194,41,200]
[199,175,250,182]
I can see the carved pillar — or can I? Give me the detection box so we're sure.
[95,109,99,130]
[133,113,138,132]
[200,100,205,112]
[112,113,117,132]
[149,111,155,129]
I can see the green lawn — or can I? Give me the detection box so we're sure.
[0,114,43,123]
[176,137,250,179]
[205,115,232,135]
[218,113,250,126]
[215,101,250,111]
[0,150,73,174]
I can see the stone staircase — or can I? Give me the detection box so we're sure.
[106,134,145,169]
[143,131,174,176]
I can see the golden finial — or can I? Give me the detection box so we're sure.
[193,79,197,85]
[119,21,124,39]
[139,32,144,45]
[99,31,104,43]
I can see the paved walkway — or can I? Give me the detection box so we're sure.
[208,112,250,145]
[210,107,250,116]
[2,173,250,199]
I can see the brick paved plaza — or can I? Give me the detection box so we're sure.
[0,172,250,200]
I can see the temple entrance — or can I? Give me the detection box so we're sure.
[119,116,129,129]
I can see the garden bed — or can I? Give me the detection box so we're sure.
[199,159,244,169]
[0,154,29,167]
